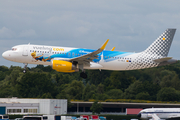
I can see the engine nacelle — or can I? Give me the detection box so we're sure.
[52,60,77,73]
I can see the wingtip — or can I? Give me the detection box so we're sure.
[111,47,115,51]
[100,39,109,50]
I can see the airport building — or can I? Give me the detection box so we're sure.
[0,98,67,115]
[1,98,180,115]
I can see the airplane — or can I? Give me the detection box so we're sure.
[2,28,177,79]
[137,108,180,120]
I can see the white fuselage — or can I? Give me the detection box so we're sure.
[138,108,180,120]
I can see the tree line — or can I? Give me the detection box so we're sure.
[1,61,180,102]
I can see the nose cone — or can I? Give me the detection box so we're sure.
[2,50,19,62]
[137,113,141,118]
[2,51,9,59]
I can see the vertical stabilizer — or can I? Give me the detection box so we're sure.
[144,29,176,57]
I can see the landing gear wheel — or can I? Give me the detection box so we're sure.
[80,72,87,79]
[23,70,26,73]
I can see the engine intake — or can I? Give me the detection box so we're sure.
[52,60,76,73]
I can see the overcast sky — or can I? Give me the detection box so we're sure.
[1,0,180,68]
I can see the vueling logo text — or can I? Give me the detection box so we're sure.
[53,48,64,51]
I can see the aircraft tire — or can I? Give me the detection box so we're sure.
[80,72,87,79]
[23,70,26,73]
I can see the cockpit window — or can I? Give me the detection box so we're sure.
[12,48,17,51]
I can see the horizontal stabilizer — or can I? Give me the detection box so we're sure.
[153,57,172,63]
[169,115,180,119]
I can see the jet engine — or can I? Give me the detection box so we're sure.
[52,60,77,73]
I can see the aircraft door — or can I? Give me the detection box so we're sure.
[72,52,75,57]
[22,46,29,56]
[68,52,71,58]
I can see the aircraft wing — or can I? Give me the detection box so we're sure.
[69,39,109,63]
[153,57,173,63]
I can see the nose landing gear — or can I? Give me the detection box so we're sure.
[23,63,28,73]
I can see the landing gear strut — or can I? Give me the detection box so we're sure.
[23,63,28,73]
[79,63,87,79]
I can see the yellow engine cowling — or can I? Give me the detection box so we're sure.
[52,60,76,73]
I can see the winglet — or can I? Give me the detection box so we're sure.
[100,39,109,50]
[111,47,115,51]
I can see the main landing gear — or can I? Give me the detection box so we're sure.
[79,63,87,79]
[23,63,28,73]
[80,72,87,79]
